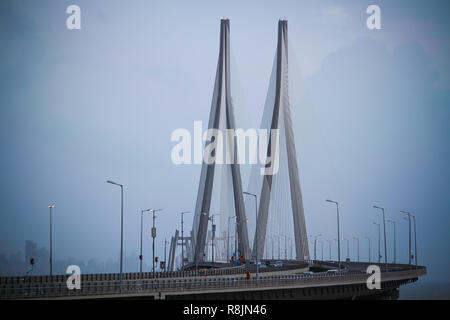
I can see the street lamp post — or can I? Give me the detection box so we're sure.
[243,191,258,278]
[318,240,324,261]
[212,223,215,263]
[373,205,388,270]
[326,200,341,270]
[400,210,412,265]
[310,234,322,261]
[229,235,234,258]
[227,216,236,262]
[151,209,163,277]
[280,235,288,260]
[234,219,238,262]
[343,238,349,259]
[274,235,280,260]
[106,180,124,286]
[268,235,274,260]
[353,237,359,262]
[290,237,293,260]
[325,239,331,261]
[48,205,55,278]
[203,213,221,262]
[180,211,190,269]
[412,215,417,267]
[373,222,381,263]
[277,234,281,260]
[365,236,371,263]
[265,239,268,258]
[387,220,397,264]
[333,239,339,261]
[315,234,322,261]
[140,208,152,273]
[270,236,275,260]
[164,238,169,272]
[230,216,247,263]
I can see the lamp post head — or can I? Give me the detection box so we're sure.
[151,209,163,218]
[48,205,55,208]
[107,180,122,187]
[400,210,411,217]
[208,213,222,221]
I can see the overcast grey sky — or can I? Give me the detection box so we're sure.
[0,0,449,283]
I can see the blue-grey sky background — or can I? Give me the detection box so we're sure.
[1,0,449,286]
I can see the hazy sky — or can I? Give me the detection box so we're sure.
[1,0,449,283]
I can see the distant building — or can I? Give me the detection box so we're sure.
[25,240,37,266]
[24,240,49,275]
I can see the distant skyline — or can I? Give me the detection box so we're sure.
[0,239,157,276]
[0,0,449,288]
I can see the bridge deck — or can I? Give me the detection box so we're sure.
[0,261,426,300]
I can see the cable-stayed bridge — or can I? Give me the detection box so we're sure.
[0,19,426,300]
[188,18,309,269]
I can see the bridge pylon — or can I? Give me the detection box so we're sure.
[191,19,251,266]
[252,20,310,261]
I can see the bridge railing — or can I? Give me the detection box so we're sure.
[0,259,420,286]
[0,265,250,286]
[0,265,426,299]
[0,261,309,286]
